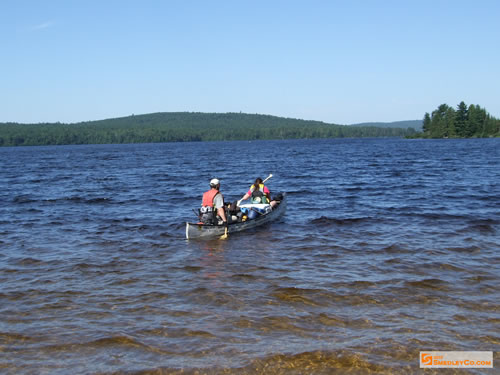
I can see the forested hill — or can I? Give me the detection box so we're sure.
[0,112,417,147]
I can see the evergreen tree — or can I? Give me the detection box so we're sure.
[467,105,487,137]
[484,117,500,136]
[423,112,431,133]
[445,106,456,138]
[430,104,452,138]
[454,101,468,137]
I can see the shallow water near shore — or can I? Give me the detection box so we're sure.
[1,138,499,374]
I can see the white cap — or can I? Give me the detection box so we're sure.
[210,178,220,187]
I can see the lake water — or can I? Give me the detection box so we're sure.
[0,138,499,374]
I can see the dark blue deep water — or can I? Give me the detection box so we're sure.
[0,138,499,374]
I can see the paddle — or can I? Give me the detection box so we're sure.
[220,208,229,240]
[262,173,273,184]
[220,224,228,240]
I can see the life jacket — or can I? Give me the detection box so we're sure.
[202,189,220,209]
[199,189,221,224]
[251,184,269,204]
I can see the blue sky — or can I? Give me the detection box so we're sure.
[1,0,499,124]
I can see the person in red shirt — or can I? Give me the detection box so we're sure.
[238,177,277,208]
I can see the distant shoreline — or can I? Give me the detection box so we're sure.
[0,112,418,147]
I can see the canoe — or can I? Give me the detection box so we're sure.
[186,193,287,239]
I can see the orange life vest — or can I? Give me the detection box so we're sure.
[202,189,220,208]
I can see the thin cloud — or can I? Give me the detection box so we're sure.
[31,21,54,31]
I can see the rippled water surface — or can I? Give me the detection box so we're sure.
[1,138,499,374]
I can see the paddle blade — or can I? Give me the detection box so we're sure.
[220,226,228,240]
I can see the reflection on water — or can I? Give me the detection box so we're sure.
[0,138,499,374]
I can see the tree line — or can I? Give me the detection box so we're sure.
[0,112,416,147]
[418,102,499,138]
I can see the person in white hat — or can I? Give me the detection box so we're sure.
[200,178,227,225]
